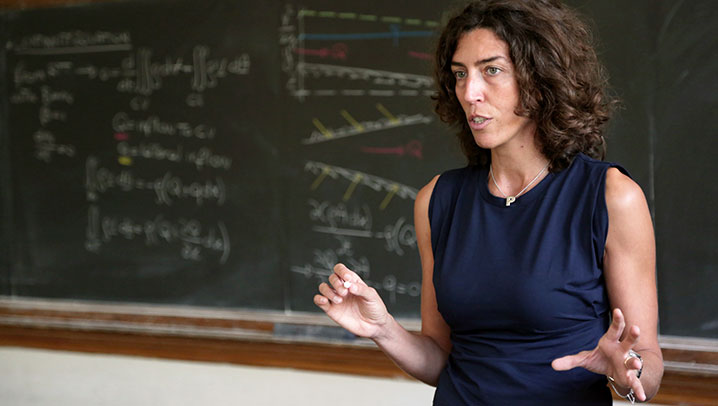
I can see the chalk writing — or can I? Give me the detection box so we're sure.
[311,216,415,256]
[7,21,252,270]
[33,130,77,162]
[85,205,230,264]
[290,240,370,282]
[308,200,372,231]
[12,39,250,102]
[116,141,182,165]
[294,43,347,59]
[375,274,421,304]
[361,140,423,159]
[10,87,38,104]
[279,4,301,97]
[39,106,67,125]
[290,242,419,304]
[112,112,216,140]
[116,142,232,171]
[185,147,233,171]
[10,31,132,54]
[85,156,226,206]
[376,216,416,256]
[41,86,74,105]
[13,62,44,85]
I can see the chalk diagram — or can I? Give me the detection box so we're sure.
[281,5,439,304]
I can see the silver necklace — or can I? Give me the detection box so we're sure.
[489,161,550,206]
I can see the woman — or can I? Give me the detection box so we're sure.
[314,0,663,404]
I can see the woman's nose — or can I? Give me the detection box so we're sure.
[461,75,485,104]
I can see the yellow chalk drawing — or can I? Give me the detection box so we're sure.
[312,118,333,139]
[310,166,331,190]
[376,103,399,124]
[379,184,400,210]
[340,109,365,132]
[118,156,133,166]
[343,173,363,201]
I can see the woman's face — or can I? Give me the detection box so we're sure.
[450,28,536,150]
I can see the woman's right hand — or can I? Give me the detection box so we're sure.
[314,263,391,339]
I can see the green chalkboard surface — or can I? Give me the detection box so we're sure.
[0,0,463,318]
[0,0,716,337]
[3,0,287,309]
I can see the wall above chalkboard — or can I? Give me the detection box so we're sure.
[1,0,716,339]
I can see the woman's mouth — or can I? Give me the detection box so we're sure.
[469,115,491,129]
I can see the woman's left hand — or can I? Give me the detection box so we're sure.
[551,308,646,402]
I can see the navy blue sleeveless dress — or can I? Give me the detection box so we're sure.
[429,154,627,405]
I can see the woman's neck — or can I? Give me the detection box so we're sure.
[488,142,550,198]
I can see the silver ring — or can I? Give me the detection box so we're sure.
[624,350,643,378]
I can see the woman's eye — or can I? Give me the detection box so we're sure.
[453,70,466,79]
[486,66,501,75]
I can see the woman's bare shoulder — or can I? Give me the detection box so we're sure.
[416,174,441,208]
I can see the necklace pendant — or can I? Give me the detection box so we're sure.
[506,196,516,206]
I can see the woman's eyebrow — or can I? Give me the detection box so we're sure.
[450,55,507,67]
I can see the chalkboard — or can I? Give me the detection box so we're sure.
[3,0,288,309]
[0,0,463,318]
[574,0,718,340]
[0,0,716,337]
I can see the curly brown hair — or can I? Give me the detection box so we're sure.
[433,0,615,170]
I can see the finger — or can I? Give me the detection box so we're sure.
[551,351,590,371]
[627,371,647,402]
[625,356,642,371]
[343,277,381,304]
[318,282,343,304]
[609,308,626,342]
[328,273,349,296]
[334,264,370,296]
[334,263,363,286]
[313,294,331,312]
[622,324,641,350]
[551,355,576,371]
[634,379,647,402]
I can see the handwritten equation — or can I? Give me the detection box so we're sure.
[85,156,226,206]
[5,25,256,266]
[112,112,217,140]
[291,241,420,304]
[85,205,230,264]
[308,197,415,256]
[11,34,251,100]
[116,141,232,171]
